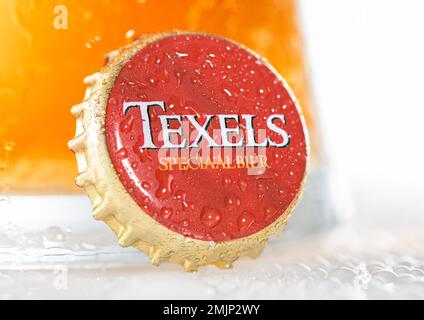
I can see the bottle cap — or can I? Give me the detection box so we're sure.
[69,32,309,271]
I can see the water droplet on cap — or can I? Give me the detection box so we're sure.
[117,148,128,159]
[181,220,190,227]
[224,194,240,209]
[160,207,173,220]
[238,179,248,192]
[200,207,222,228]
[222,176,232,187]
[238,211,255,231]
[120,116,134,133]
[155,170,174,198]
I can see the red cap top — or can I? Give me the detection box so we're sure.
[105,33,307,242]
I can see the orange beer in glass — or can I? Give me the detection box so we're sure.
[0,0,318,194]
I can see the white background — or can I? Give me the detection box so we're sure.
[299,0,424,223]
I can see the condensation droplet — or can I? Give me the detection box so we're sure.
[200,207,222,228]
[238,179,248,192]
[181,219,190,227]
[264,207,275,220]
[125,29,136,39]
[238,211,255,231]
[133,141,152,162]
[222,176,232,187]
[160,207,173,220]
[42,226,66,248]
[224,194,240,209]
[119,115,134,133]
[3,141,15,152]
[117,148,128,159]
[155,170,174,198]
[173,69,185,86]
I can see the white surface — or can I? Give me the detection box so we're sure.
[1,219,423,299]
[0,195,423,299]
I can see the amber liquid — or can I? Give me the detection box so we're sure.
[0,0,317,194]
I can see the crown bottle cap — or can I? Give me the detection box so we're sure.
[69,32,309,271]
